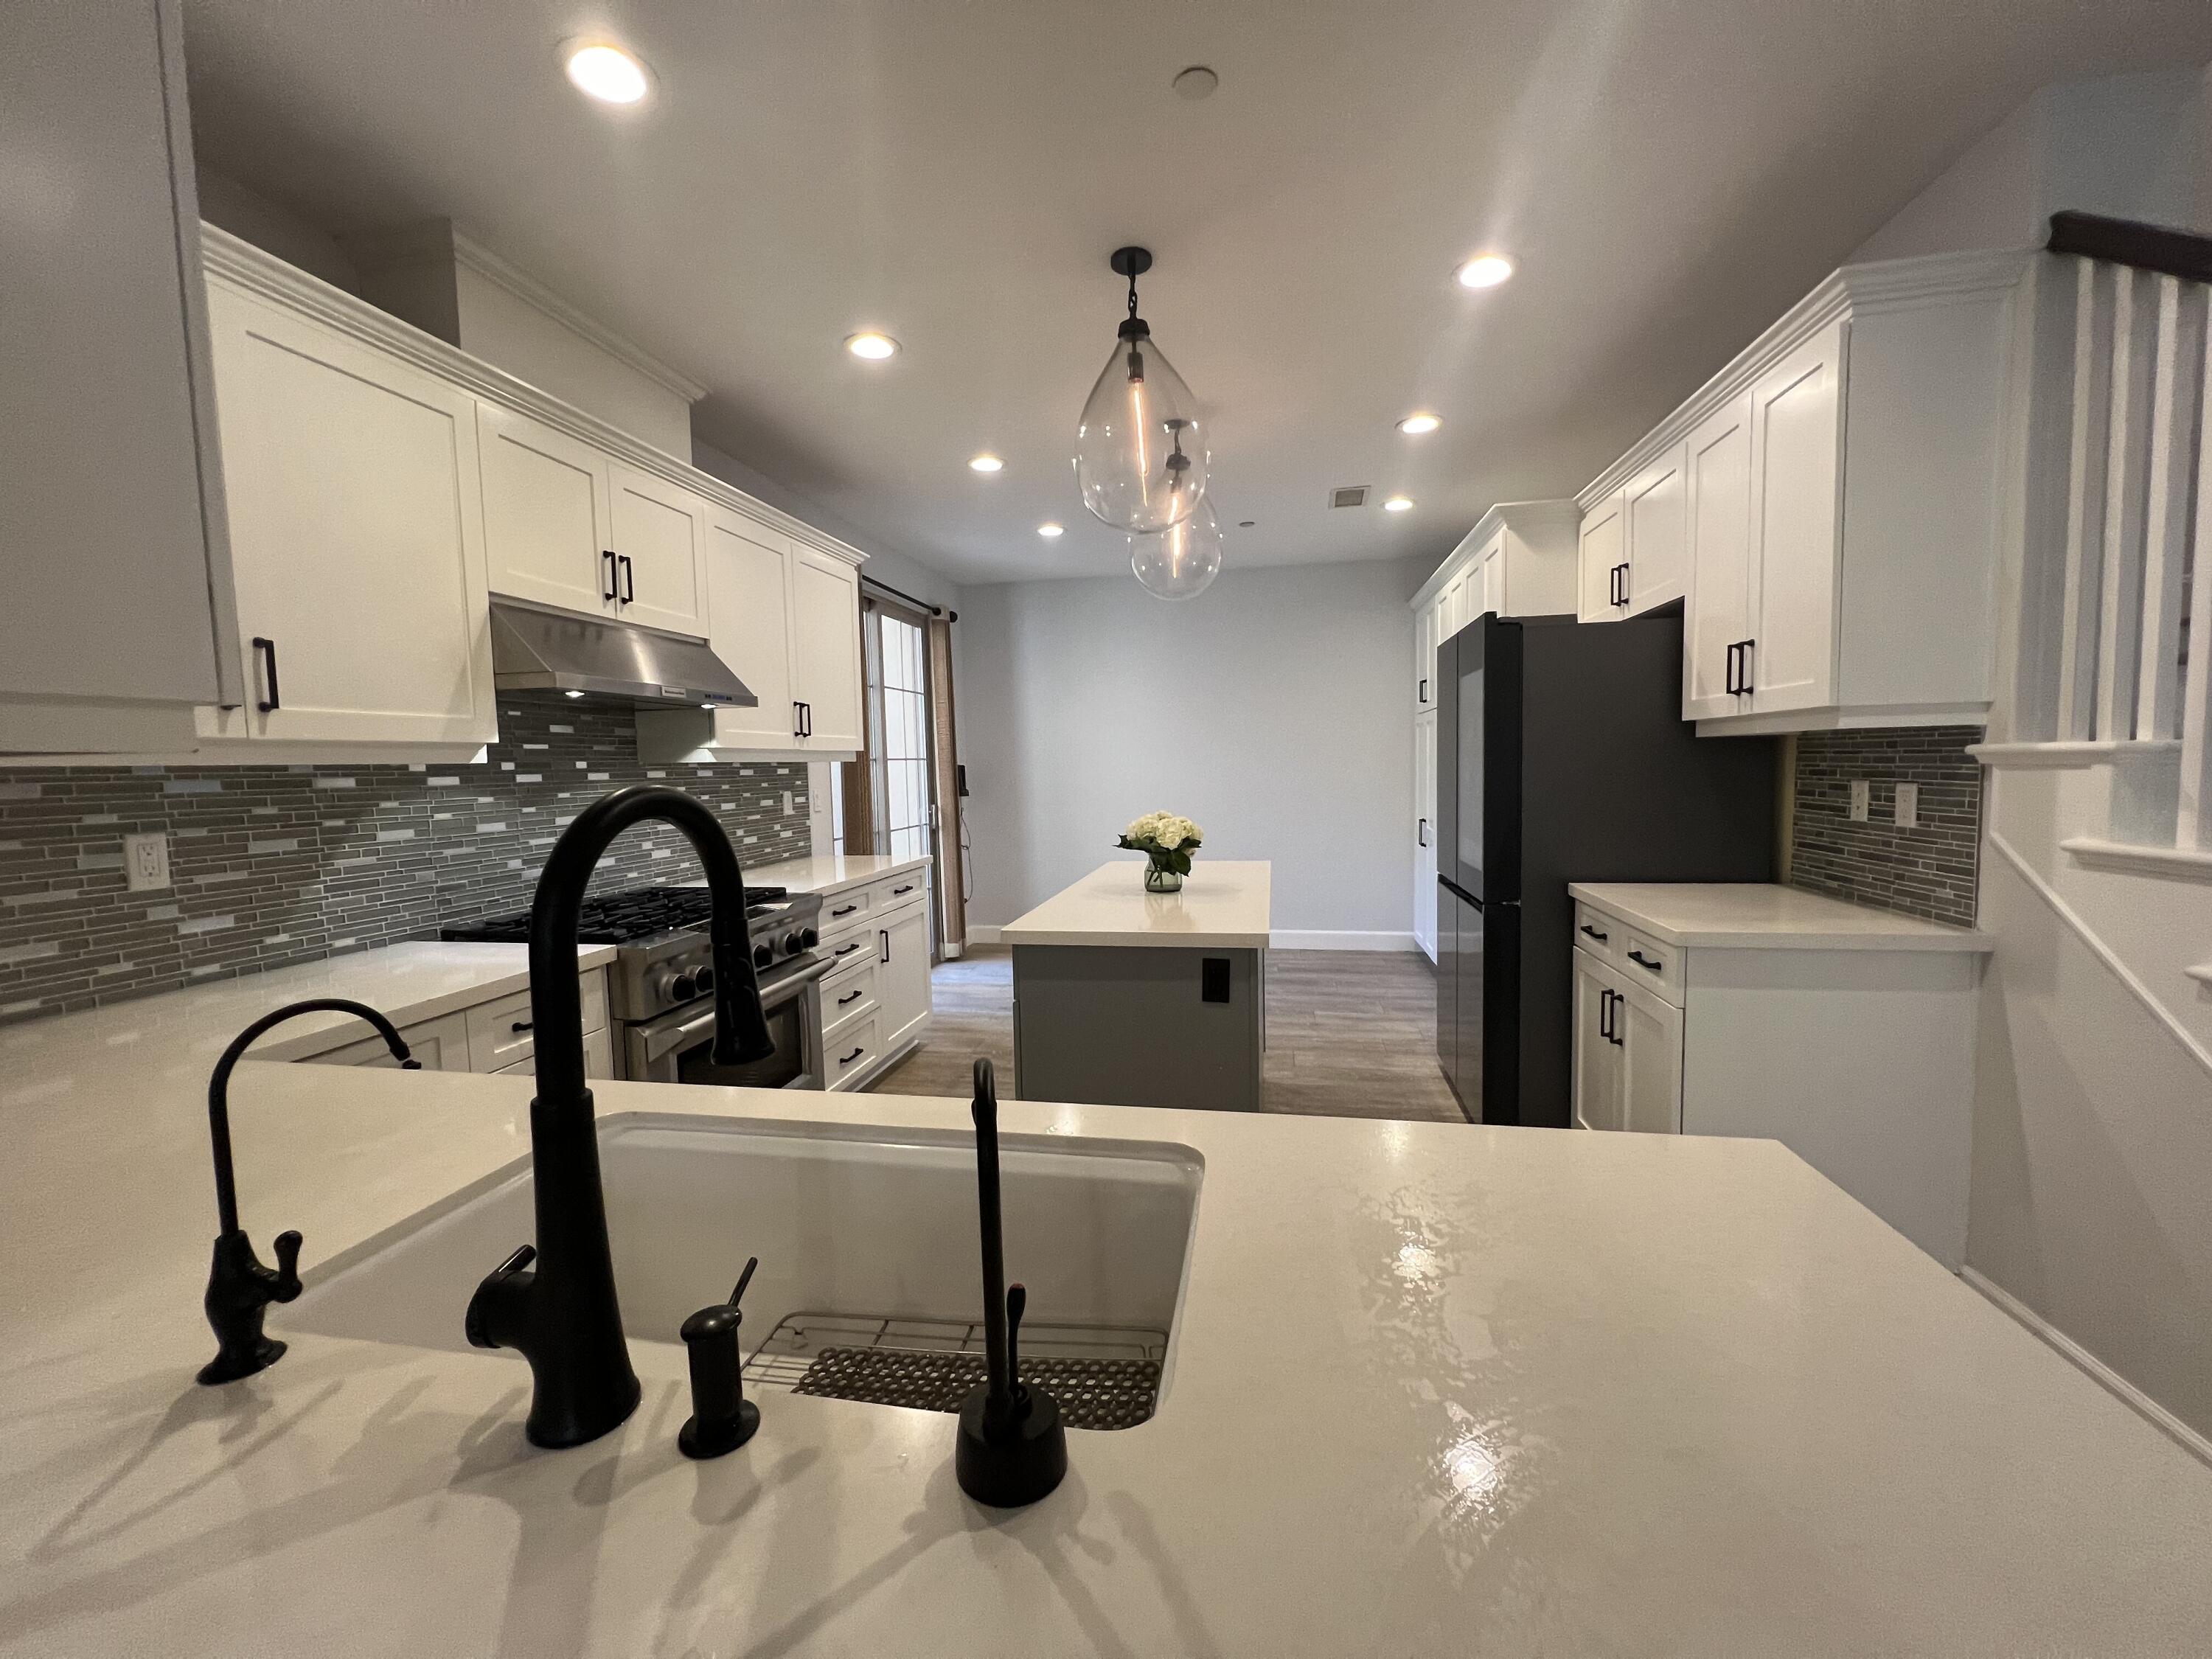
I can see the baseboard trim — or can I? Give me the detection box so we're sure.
[1269,931,1419,952]
[1960,1265,2212,1469]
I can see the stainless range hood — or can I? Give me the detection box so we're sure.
[489,598,757,709]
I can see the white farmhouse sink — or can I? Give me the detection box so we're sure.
[288,1113,1203,1399]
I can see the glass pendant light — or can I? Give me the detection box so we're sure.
[1075,246,1207,535]
[1130,495,1222,600]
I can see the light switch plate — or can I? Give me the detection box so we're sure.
[1894,782,1919,829]
[1848,780,1870,822]
[124,832,170,891]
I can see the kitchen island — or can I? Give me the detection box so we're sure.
[999,858,1270,1110]
[3,1037,2211,1655]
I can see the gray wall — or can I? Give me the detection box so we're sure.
[0,698,810,1023]
[1790,727,1983,929]
[956,557,1427,942]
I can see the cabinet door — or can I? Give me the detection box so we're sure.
[477,403,616,616]
[702,511,801,747]
[1571,953,1622,1131]
[1623,441,1688,615]
[1683,393,1755,720]
[1413,710,1438,961]
[1478,548,1504,619]
[1747,320,1845,714]
[206,285,496,747]
[791,548,865,752]
[608,460,710,637]
[877,903,933,1053]
[1576,492,1627,622]
[1413,602,1436,709]
[1616,978,1684,1134]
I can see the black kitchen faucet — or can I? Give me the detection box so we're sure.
[465,784,776,1448]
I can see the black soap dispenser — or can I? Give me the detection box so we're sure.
[954,1059,1068,1507]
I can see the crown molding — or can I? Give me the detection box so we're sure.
[1410,499,1579,610]
[1573,248,2033,512]
[201,223,865,570]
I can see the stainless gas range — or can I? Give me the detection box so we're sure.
[442,885,830,1088]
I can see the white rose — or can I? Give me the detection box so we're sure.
[1126,812,1159,843]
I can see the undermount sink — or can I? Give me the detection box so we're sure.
[288,1112,1203,1405]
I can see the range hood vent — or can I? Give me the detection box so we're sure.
[489,598,756,709]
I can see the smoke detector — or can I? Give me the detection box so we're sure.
[1328,486,1370,509]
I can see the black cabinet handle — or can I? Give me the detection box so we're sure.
[1418,818,1429,848]
[833,941,861,957]
[619,554,636,604]
[880,928,890,964]
[252,637,280,713]
[1725,641,1741,695]
[838,1046,864,1066]
[893,883,915,896]
[1419,676,1427,703]
[602,551,619,602]
[1579,922,1607,942]
[836,987,863,1006]
[832,903,858,918]
[1599,987,1615,1042]
[793,703,804,739]
[801,702,813,737]
[509,1020,533,1033]
[1737,639,1754,695]
[1627,950,1661,973]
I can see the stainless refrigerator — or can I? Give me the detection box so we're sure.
[1436,612,1776,1127]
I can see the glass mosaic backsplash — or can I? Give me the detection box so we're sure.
[1790,726,1983,929]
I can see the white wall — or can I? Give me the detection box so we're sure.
[1853,66,2211,262]
[956,557,1427,946]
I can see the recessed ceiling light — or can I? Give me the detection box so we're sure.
[563,689,585,699]
[1397,413,1442,435]
[845,332,898,361]
[1238,520,1255,528]
[1037,522,1064,538]
[970,453,1004,473]
[1455,254,1514,289]
[563,41,652,105]
[1172,66,1220,100]
[1383,495,1415,512]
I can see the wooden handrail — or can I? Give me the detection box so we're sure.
[2047,210,2212,284]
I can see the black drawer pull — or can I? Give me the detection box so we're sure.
[837,988,863,1006]
[892,883,915,896]
[509,1020,534,1033]
[1627,950,1661,973]
[1579,923,1607,942]
[832,903,858,918]
[833,941,861,957]
[839,1046,864,1065]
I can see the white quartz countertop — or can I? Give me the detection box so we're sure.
[3,1005,2209,1650]
[740,852,931,897]
[0,937,616,1071]
[1000,859,1271,948]
[1569,882,1994,951]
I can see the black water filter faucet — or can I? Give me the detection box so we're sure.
[198,998,420,1384]
[954,1058,1068,1507]
[678,1256,762,1459]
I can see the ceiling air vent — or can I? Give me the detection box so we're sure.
[1329,486,1370,509]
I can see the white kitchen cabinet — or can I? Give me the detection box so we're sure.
[1621,440,1688,616]
[1413,711,1439,960]
[790,547,866,752]
[477,402,620,617]
[309,1009,472,1072]
[607,460,711,637]
[1576,490,1628,622]
[197,279,498,750]
[1413,602,1438,711]
[700,511,801,745]
[1568,883,1989,1267]
[1576,249,2025,735]
[0,0,236,756]
[877,900,933,1055]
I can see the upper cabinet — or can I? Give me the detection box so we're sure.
[0,0,232,755]
[1577,250,2030,734]
[605,461,710,637]
[790,547,866,752]
[1575,491,1627,622]
[1411,501,1579,706]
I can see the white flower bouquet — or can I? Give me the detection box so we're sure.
[1118,810,1204,891]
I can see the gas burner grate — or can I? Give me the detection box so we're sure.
[742,1310,1166,1431]
[442,883,790,945]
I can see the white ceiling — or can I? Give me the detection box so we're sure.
[181,1,2212,587]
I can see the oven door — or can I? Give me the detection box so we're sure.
[624,960,828,1088]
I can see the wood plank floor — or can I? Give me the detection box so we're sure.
[866,946,1467,1123]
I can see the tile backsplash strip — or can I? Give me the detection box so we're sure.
[0,699,810,1023]
[1788,726,1983,928]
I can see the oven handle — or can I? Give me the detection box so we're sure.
[636,958,830,1065]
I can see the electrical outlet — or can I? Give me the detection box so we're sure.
[1848,780,1870,822]
[782,790,794,816]
[1894,782,1919,829]
[124,832,170,892]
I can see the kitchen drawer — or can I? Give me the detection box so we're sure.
[825,1012,881,1092]
[823,956,880,1034]
[307,1009,470,1071]
[1616,928,1683,1006]
[1573,902,1624,967]
[821,927,875,976]
[467,970,608,1074]
[819,886,872,932]
[870,870,928,913]
[493,1024,615,1080]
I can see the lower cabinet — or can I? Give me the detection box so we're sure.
[311,1009,473,1072]
[813,869,935,1090]
[300,968,611,1077]
[1571,950,1681,1134]
[877,902,932,1054]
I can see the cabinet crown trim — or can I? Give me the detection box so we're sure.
[1410,498,1579,611]
[1571,248,2031,513]
[201,224,865,571]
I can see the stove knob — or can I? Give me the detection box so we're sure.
[799,927,819,948]
[783,930,804,956]
[695,965,715,993]
[669,971,699,1002]
[753,943,774,969]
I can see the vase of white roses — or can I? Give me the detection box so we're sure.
[1118,811,1203,892]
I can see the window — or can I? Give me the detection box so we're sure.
[827,761,846,855]
[877,611,931,863]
